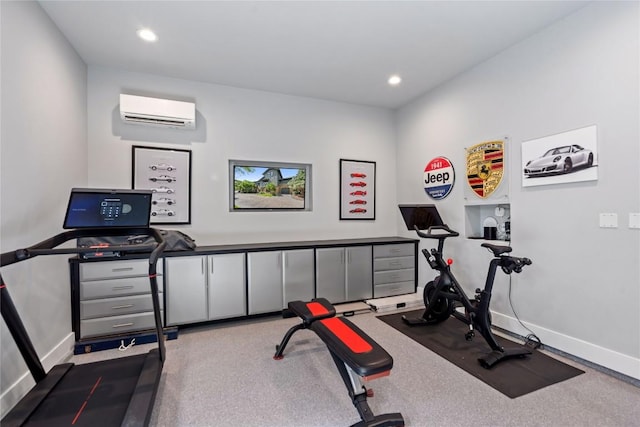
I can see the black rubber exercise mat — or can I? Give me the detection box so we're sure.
[377,309,584,398]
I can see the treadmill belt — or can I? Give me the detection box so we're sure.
[24,354,147,427]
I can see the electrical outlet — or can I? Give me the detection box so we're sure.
[599,213,618,228]
[630,213,640,229]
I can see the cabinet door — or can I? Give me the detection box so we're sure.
[208,253,247,320]
[166,256,208,325]
[247,251,283,314]
[316,248,346,303]
[346,246,373,301]
[283,249,315,306]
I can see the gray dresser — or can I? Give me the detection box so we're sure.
[76,258,164,339]
[373,243,416,298]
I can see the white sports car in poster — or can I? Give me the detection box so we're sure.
[522,125,598,187]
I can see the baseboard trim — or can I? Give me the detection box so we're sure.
[492,312,640,381]
[0,332,74,419]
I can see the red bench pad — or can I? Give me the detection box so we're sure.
[311,316,393,378]
[287,298,336,323]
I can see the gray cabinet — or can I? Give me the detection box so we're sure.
[208,253,246,320]
[316,248,346,303]
[282,249,315,305]
[78,258,164,339]
[248,249,314,314]
[316,246,372,304]
[373,244,415,298]
[346,246,373,301]
[166,253,247,325]
[166,256,208,325]
[248,251,283,315]
[72,237,416,333]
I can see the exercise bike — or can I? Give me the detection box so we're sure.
[402,224,533,369]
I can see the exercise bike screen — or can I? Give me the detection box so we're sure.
[398,204,444,230]
[63,188,152,229]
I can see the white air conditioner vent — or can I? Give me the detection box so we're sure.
[120,94,196,129]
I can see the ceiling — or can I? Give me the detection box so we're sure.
[39,1,589,109]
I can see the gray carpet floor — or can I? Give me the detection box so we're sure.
[73,309,640,426]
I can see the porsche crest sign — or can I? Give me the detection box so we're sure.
[466,140,504,198]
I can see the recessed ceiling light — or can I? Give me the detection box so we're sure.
[388,75,402,86]
[137,28,157,42]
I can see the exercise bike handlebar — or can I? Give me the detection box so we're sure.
[413,224,459,239]
[500,255,532,274]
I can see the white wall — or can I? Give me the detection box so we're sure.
[396,2,639,379]
[87,67,398,245]
[0,1,87,415]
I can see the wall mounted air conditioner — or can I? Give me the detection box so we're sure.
[120,94,196,129]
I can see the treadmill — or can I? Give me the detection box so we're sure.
[1,188,167,427]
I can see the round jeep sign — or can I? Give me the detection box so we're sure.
[423,156,455,200]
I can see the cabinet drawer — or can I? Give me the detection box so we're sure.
[374,256,414,271]
[80,294,163,320]
[374,281,415,298]
[80,276,164,300]
[80,311,162,339]
[374,269,415,285]
[374,244,414,258]
[80,259,163,281]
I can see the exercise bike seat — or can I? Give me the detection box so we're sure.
[481,242,512,256]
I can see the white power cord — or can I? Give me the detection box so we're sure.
[119,338,136,351]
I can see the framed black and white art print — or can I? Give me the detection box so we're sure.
[132,146,192,224]
[340,159,376,220]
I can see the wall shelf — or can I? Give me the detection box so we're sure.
[464,203,511,242]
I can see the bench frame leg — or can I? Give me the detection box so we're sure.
[328,351,404,427]
[274,323,307,359]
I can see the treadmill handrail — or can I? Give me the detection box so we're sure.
[0,227,166,381]
[1,227,164,267]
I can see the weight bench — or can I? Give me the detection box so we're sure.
[274,298,404,427]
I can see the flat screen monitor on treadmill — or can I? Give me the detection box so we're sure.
[63,188,152,229]
[398,204,444,230]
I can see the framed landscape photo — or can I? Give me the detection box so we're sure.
[340,159,376,220]
[132,145,192,224]
[229,159,312,212]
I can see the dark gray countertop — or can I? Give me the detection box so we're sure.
[71,236,418,262]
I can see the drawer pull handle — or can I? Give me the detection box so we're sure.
[112,322,134,328]
[391,261,401,266]
[112,286,134,291]
[111,304,135,310]
[112,267,134,272]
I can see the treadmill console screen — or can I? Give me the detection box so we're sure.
[63,188,152,229]
[398,204,444,230]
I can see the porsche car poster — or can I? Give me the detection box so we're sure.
[466,140,505,199]
[522,125,598,187]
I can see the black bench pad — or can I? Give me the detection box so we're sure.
[310,316,393,378]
